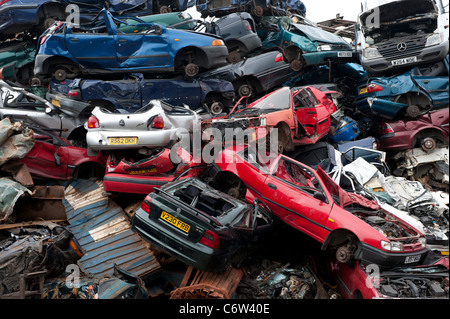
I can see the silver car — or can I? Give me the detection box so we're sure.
[86,100,210,153]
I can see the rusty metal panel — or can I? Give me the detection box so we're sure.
[170,266,245,299]
[63,179,161,278]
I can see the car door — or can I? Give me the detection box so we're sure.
[114,19,171,70]
[65,12,118,69]
[262,155,333,243]
[20,134,69,180]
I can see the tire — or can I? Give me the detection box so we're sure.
[184,63,199,77]
[421,137,437,152]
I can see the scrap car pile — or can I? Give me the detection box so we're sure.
[0,0,449,300]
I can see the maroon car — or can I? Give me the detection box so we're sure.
[19,130,107,181]
[379,108,449,152]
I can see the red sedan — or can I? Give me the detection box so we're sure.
[203,86,336,153]
[211,144,428,269]
[19,130,107,181]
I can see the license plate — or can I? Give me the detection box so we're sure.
[359,87,368,95]
[405,255,421,264]
[128,167,157,175]
[338,51,352,58]
[108,137,137,145]
[160,211,190,233]
[391,56,417,66]
[51,99,60,107]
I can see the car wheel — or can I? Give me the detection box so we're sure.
[406,104,421,118]
[185,63,199,77]
[252,5,264,16]
[210,102,224,116]
[228,50,241,64]
[30,77,42,86]
[54,69,67,81]
[159,5,172,13]
[336,243,355,264]
[238,83,253,98]
[422,137,437,152]
[290,59,304,72]
[43,17,56,29]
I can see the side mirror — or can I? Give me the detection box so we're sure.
[313,191,326,202]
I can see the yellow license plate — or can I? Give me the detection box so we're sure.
[160,211,190,233]
[108,137,137,145]
[359,87,368,95]
[51,99,61,107]
[128,167,157,175]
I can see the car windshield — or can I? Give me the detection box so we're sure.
[249,87,291,111]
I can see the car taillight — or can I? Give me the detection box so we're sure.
[68,90,79,98]
[367,84,384,93]
[0,0,12,5]
[275,52,284,63]
[199,230,220,249]
[141,195,152,214]
[381,122,394,135]
[39,20,63,45]
[242,20,252,31]
[87,116,99,129]
[151,115,164,129]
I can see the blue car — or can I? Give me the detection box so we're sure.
[47,73,235,115]
[0,0,190,39]
[353,55,449,119]
[34,9,229,81]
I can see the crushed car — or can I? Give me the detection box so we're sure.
[199,47,291,100]
[86,100,210,154]
[355,0,449,74]
[19,127,107,181]
[256,15,354,71]
[33,9,229,82]
[0,39,36,85]
[47,73,236,115]
[379,107,449,152]
[131,177,273,272]
[203,85,337,153]
[103,147,205,195]
[210,144,429,269]
[353,56,449,119]
[0,80,88,143]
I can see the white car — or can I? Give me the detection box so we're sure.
[86,100,210,154]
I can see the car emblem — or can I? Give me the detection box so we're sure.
[397,42,407,51]
[119,119,125,126]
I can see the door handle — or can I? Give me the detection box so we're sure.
[268,183,277,190]
[119,39,127,43]
[70,38,79,42]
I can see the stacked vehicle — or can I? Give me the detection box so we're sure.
[0,0,448,300]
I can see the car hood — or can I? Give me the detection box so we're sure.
[291,23,349,45]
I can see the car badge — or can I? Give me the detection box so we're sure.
[397,42,407,51]
[119,119,125,126]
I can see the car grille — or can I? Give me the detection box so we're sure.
[377,35,427,60]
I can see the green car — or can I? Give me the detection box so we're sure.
[257,15,354,71]
[131,178,273,272]
[118,11,197,33]
[0,40,37,84]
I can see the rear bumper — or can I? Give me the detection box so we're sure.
[103,173,171,195]
[46,92,91,117]
[132,209,228,272]
[235,33,262,54]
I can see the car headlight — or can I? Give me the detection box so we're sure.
[381,240,403,251]
[425,32,444,47]
[418,237,427,248]
[212,39,225,46]
[363,47,382,59]
[317,44,332,51]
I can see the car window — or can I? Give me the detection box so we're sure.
[237,147,270,173]
[294,89,315,108]
[251,87,291,111]
[273,157,325,198]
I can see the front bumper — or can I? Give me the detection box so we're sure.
[132,209,228,272]
[361,41,449,74]
[360,242,430,270]
[199,45,229,70]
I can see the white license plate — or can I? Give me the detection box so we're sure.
[391,56,417,66]
[338,51,352,58]
[405,255,421,264]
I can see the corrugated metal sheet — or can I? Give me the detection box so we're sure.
[63,179,161,278]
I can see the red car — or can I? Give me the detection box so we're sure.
[379,108,449,152]
[19,130,107,181]
[329,256,449,299]
[103,147,205,195]
[211,144,428,269]
[203,86,337,153]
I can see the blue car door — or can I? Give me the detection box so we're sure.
[113,20,171,70]
[64,12,118,69]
